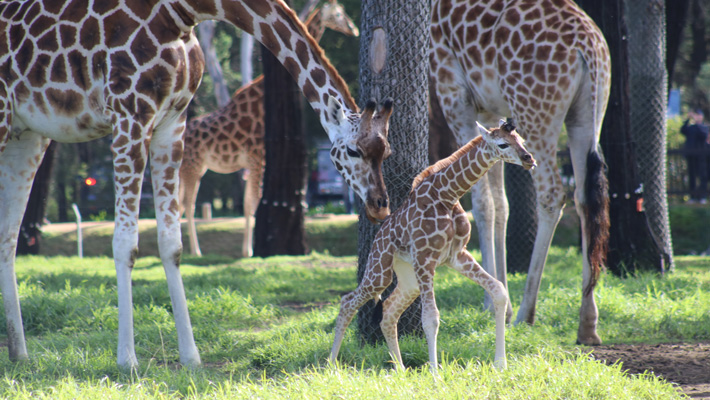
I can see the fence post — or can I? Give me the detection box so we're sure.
[71,203,83,258]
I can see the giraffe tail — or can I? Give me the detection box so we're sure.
[584,149,610,296]
[371,300,383,324]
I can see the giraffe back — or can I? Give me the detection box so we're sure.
[183,76,265,174]
[431,0,610,133]
[0,0,205,143]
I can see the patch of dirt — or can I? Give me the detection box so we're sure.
[591,342,710,399]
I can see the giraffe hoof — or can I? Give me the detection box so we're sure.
[576,334,602,346]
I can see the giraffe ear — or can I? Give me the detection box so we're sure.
[327,95,346,127]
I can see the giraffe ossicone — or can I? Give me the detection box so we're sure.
[0,0,391,369]
[330,122,536,372]
[180,0,360,258]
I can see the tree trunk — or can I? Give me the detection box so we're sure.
[357,0,430,343]
[240,33,254,86]
[253,40,308,257]
[504,163,537,273]
[625,0,674,271]
[197,21,231,108]
[577,0,670,276]
[687,0,707,88]
[17,142,57,255]
[666,0,690,87]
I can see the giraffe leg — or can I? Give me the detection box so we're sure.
[487,162,513,322]
[450,251,508,369]
[512,132,566,328]
[566,96,607,346]
[414,262,441,374]
[330,256,393,365]
[0,130,50,362]
[380,257,420,370]
[470,174,499,311]
[149,127,201,367]
[179,162,203,257]
[242,159,263,258]
[110,125,147,368]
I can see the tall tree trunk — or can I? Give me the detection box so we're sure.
[253,39,308,256]
[197,21,231,108]
[17,142,57,255]
[357,0,430,343]
[625,0,674,271]
[686,0,708,88]
[577,0,670,275]
[240,33,254,86]
[666,0,690,87]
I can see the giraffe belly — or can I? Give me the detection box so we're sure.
[205,151,251,174]
[12,88,112,143]
[462,71,511,123]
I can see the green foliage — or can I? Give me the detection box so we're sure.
[668,203,710,254]
[666,115,685,149]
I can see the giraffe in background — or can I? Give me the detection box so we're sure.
[0,0,393,368]
[180,0,360,258]
[330,120,536,372]
[430,0,611,345]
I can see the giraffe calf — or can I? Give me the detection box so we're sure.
[329,120,536,372]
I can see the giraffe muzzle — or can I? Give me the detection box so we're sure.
[521,154,537,170]
[365,196,390,223]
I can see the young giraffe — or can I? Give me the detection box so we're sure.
[0,0,393,369]
[180,0,360,258]
[330,121,537,372]
[430,0,611,345]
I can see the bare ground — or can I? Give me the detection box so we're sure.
[591,342,710,399]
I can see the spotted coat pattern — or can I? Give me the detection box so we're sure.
[330,123,537,372]
[179,1,360,258]
[429,0,611,346]
[0,0,391,369]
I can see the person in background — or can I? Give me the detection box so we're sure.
[681,109,709,204]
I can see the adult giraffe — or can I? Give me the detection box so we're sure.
[430,0,611,345]
[0,0,393,368]
[180,0,360,258]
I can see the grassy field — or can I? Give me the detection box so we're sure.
[2,225,709,398]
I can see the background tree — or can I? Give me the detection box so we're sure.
[357,0,430,342]
[576,0,671,274]
[666,0,691,87]
[253,0,309,256]
[16,143,56,255]
[198,21,231,108]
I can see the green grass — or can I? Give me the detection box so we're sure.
[0,247,706,398]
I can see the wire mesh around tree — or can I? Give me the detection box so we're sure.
[505,164,537,273]
[625,0,674,270]
[356,0,430,344]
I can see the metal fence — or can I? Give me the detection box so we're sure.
[556,148,707,200]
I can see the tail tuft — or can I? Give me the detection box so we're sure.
[584,150,610,295]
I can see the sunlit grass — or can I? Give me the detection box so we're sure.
[0,249,703,398]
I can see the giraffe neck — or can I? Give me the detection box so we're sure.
[304,7,326,41]
[175,0,358,130]
[414,136,498,208]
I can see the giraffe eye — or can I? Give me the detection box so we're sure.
[346,147,361,158]
[498,144,510,149]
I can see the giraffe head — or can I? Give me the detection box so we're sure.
[478,120,537,170]
[328,97,393,223]
[321,0,360,37]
